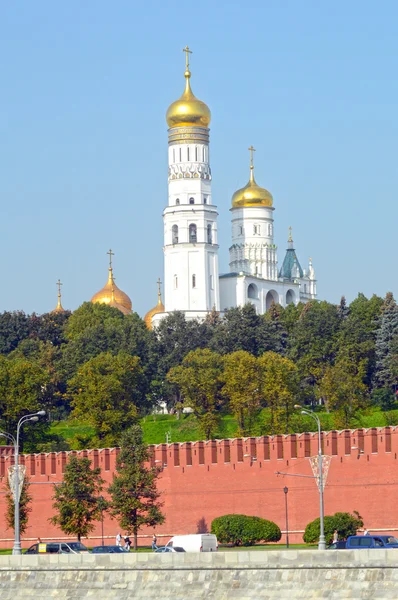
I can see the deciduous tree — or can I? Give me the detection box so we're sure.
[69,352,143,447]
[50,456,104,541]
[221,351,260,435]
[257,351,298,433]
[108,425,164,551]
[167,349,224,439]
[5,476,32,535]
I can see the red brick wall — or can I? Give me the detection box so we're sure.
[0,427,397,547]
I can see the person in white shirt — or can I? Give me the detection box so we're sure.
[116,532,122,546]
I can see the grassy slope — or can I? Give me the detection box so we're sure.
[48,407,398,450]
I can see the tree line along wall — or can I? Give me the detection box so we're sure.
[0,427,397,547]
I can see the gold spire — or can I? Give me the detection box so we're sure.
[91,249,132,312]
[231,147,273,208]
[51,279,66,314]
[166,46,211,129]
[288,226,293,243]
[144,277,165,329]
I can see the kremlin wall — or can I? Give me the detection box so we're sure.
[0,426,397,548]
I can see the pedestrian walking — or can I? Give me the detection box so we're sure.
[116,532,122,546]
[152,534,157,550]
[124,535,131,552]
[332,530,338,543]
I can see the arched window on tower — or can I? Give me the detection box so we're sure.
[192,274,196,288]
[189,224,197,243]
[203,196,207,204]
[187,147,190,161]
[189,197,195,204]
[179,148,182,162]
[176,198,180,205]
[207,224,212,244]
[195,146,198,161]
[172,224,179,244]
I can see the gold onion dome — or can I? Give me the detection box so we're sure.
[166,46,211,129]
[232,146,273,208]
[91,250,132,313]
[51,279,66,314]
[144,278,165,329]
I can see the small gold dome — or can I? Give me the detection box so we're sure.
[232,148,273,208]
[166,49,210,129]
[91,268,132,311]
[144,279,165,329]
[51,279,67,314]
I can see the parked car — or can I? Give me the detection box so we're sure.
[166,534,218,552]
[346,535,398,549]
[155,546,186,553]
[25,542,89,554]
[91,545,126,554]
[327,541,347,550]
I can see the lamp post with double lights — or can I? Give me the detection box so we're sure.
[0,410,46,555]
[294,404,326,550]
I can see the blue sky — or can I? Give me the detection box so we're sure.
[0,1,397,317]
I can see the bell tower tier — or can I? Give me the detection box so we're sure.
[163,47,220,317]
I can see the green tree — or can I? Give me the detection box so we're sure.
[5,477,32,535]
[209,304,264,356]
[337,293,383,388]
[257,351,298,433]
[318,358,368,428]
[108,425,164,551]
[211,514,281,546]
[303,511,363,545]
[0,311,30,355]
[50,456,104,541]
[69,352,143,447]
[260,303,288,355]
[221,351,260,435]
[287,301,342,403]
[375,292,398,391]
[0,356,50,452]
[167,348,224,439]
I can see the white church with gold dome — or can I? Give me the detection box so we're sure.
[54,48,316,323]
[147,47,316,327]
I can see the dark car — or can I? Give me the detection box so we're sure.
[91,545,126,554]
[346,535,398,549]
[154,546,186,553]
[327,540,347,550]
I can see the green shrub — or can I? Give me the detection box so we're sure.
[303,511,363,544]
[211,514,281,546]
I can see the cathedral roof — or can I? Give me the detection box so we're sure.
[91,250,132,313]
[166,46,211,129]
[51,279,66,314]
[231,147,273,208]
[144,279,165,329]
[279,230,304,280]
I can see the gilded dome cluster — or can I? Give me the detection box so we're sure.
[166,47,211,129]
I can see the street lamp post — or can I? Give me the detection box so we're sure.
[98,496,105,546]
[0,410,46,555]
[283,486,289,548]
[294,405,326,550]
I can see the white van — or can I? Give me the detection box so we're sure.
[166,534,218,552]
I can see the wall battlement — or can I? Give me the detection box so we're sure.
[0,426,395,480]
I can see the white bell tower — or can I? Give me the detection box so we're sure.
[163,47,220,318]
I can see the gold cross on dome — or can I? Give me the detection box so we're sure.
[183,45,192,70]
[56,279,62,295]
[248,145,256,168]
[157,277,162,293]
[107,248,114,269]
